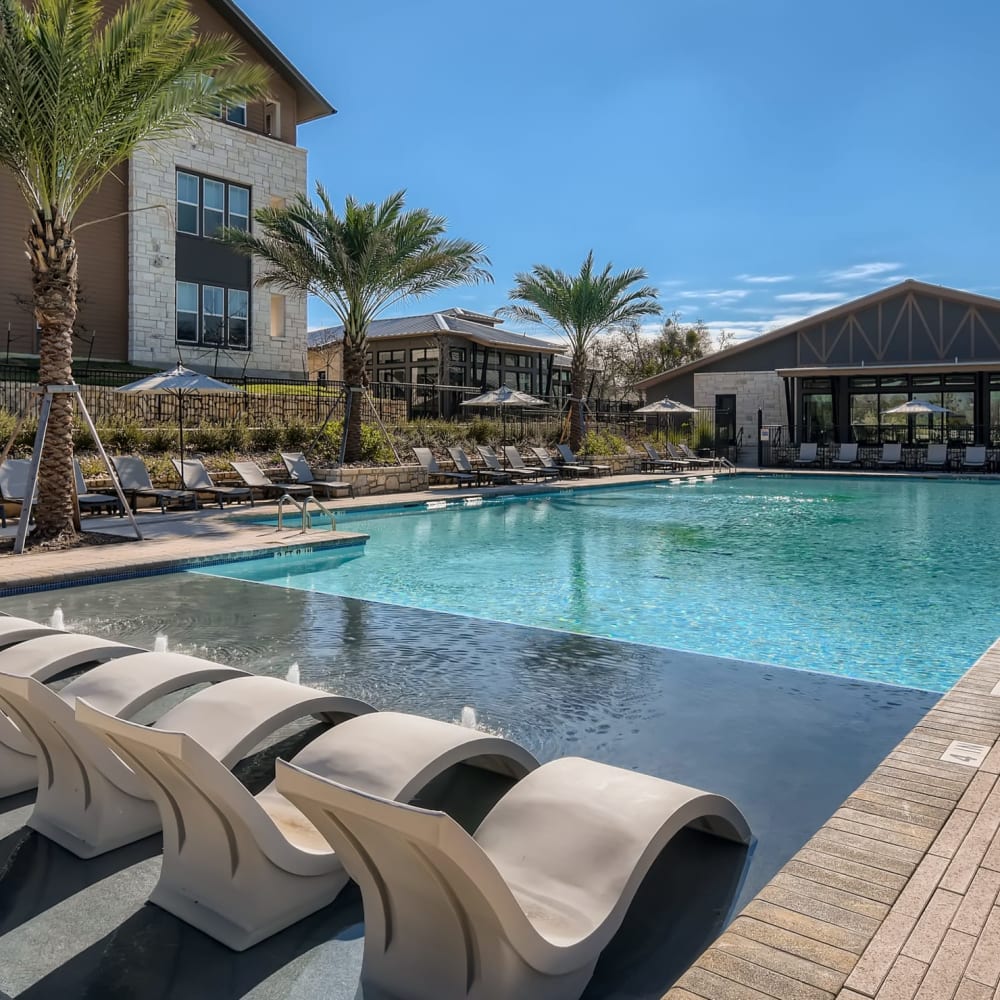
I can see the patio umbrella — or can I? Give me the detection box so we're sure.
[460,385,547,459]
[882,400,951,416]
[116,365,240,487]
[634,398,698,415]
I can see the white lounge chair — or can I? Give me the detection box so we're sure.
[278,755,752,1000]
[172,459,254,508]
[962,445,987,471]
[76,707,538,950]
[831,442,859,467]
[413,447,476,487]
[877,443,902,468]
[793,442,818,466]
[231,461,313,500]
[924,443,948,469]
[280,452,354,498]
[0,615,63,651]
[0,633,145,796]
[556,444,611,476]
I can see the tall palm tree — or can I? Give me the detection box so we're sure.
[500,252,661,451]
[224,187,492,462]
[0,0,269,542]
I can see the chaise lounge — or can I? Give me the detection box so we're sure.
[503,446,561,481]
[793,442,819,466]
[477,445,539,482]
[112,456,198,513]
[231,461,313,500]
[446,447,512,485]
[281,452,354,498]
[172,459,254,508]
[413,447,476,487]
[831,442,859,468]
[77,705,539,950]
[877,442,902,469]
[556,444,611,477]
[278,755,752,1000]
[962,445,988,472]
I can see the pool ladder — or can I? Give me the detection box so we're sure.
[275,493,337,533]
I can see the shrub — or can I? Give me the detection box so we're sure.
[185,424,227,453]
[105,419,144,454]
[465,417,502,445]
[579,429,627,456]
[282,421,311,450]
[250,421,283,453]
[144,425,178,454]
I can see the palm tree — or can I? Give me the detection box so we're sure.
[0,0,269,542]
[500,252,661,451]
[224,187,492,462]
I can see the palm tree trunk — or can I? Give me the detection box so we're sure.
[27,209,78,542]
[342,336,366,463]
[568,353,588,452]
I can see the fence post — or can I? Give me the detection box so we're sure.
[757,408,763,468]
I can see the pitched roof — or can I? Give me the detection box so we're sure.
[634,279,1000,390]
[208,0,334,123]
[307,310,565,354]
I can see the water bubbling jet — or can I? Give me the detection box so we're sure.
[153,635,168,653]
[459,706,478,729]
[49,608,65,630]
[285,662,300,685]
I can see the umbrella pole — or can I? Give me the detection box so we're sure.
[178,392,185,489]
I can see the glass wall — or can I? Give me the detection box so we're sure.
[801,378,833,443]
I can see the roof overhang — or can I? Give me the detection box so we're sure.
[776,362,1000,378]
[208,0,335,123]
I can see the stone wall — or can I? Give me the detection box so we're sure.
[314,465,427,497]
[129,118,309,378]
[693,370,786,461]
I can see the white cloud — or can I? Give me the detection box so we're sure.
[677,288,751,305]
[775,291,848,303]
[826,262,903,282]
[736,273,794,284]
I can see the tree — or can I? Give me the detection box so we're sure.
[0,0,268,542]
[500,252,661,450]
[224,187,491,461]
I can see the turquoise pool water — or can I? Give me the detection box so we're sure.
[195,476,1000,691]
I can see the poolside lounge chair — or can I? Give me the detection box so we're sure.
[556,444,611,476]
[793,443,819,466]
[530,446,580,478]
[280,452,354,498]
[74,460,123,517]
[0,458,33,526]
[0,615,63,651]
[831,442,859,467]
[642,443,684,472]
[278,755,752,1000]
[413,447,476,487]
[677,442,718,469]
[962,445,988,472]
[0,633,145,796]
[924,443,948,470]
[877,443,903,468]
[172,459,254,508]
[446,447,512,485]
[504,446,561,481]
[231,461,313,500]
[77,706,538,951]
[112,456,198,513]
[477,445,538,481]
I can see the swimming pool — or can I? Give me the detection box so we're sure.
[193,475,1000,692]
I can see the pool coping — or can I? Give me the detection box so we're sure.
[664,639,1000,1000]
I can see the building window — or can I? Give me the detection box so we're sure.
[264,101,282,138]
[449,347,466,363]
[176,173,200,235]
[228,185,250,231]
[176,281,199,342]
[203,179,225,237]
[175,281,250,350]
[269,294,285,339]
[226,102,247,127]
[515,371,534,392]
[376,349,404,364]
[505,352,532,367]
[377,368,406,384]
[228,289,249,347]
[413,364,437,384]
[410,347,438,362]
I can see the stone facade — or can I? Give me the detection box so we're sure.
[693,370,786,461]
[128,117,309,378]
[314,465,427,497]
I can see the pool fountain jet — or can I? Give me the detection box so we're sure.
[460,706,478,729]
[49,608,64,630]
[285,662,300,685]
[153,635,169,653]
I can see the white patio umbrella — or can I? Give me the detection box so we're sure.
[882,399,951,416]
[461,385,547,460]
[634,398,698,415]
[116,365,241,487]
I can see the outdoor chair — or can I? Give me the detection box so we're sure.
[793,443,819,466]
[665,442,699,469]
[831,442,859,467]
[642,443,684,472]
[962,445,987,472]
[280,452,354,498]
[412,447,476,487]
[503,446,560,481]
[924,443,948,470]
[0,662,370,859]
[231,461,312,501]
[678,442,718,468]
[476,445,538,481]
[446,446,512,485]
[0,458,33,527]
[877,443,902,468]
[172,459,254,508]
[77,705,538,951]
[556,444,611,476]
[112,456,197,513]
[0,632,145,796]
[74,460,123,517]
[529,446,579,478]
[277,755,752,1000]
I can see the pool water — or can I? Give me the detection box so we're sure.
[197,476,1000,691]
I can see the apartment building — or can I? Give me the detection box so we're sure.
[0,0,333,378]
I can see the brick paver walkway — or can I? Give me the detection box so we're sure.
[666,643,1000,1000]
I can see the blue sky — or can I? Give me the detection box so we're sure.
[240,0,1000,343]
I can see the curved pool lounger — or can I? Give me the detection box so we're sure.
[0,634,146,796]
[0,652,252,856]
[0,616,63,650]
[278,756,752,1000]
[75,706,537,951]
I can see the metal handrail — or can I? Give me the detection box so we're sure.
[274,493,336,533]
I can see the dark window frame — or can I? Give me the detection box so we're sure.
[174,279,252,351]
[175,169,252,240]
